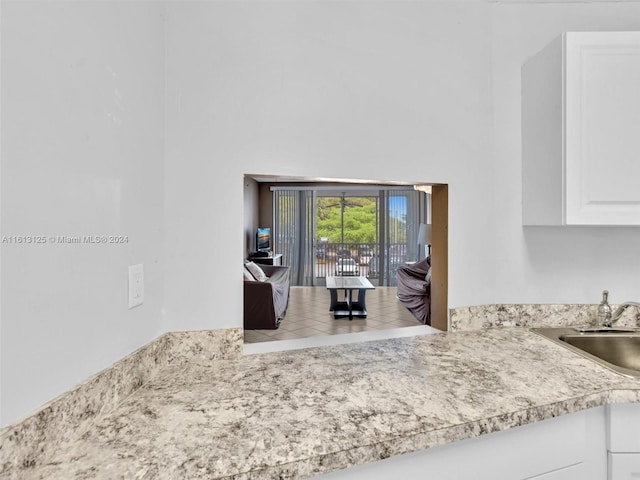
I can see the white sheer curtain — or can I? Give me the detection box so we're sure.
[273,190,315,286]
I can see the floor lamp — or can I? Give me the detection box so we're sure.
[417,223,432,259]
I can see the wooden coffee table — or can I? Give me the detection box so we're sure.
[326,276,375,320]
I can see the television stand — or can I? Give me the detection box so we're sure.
[249,253,282,266]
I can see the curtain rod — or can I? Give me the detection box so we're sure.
[269,185,420,192]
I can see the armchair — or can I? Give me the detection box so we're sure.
[396,256,431,325]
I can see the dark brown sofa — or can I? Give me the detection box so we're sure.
[244,265,290,329]
[396,256,431,325]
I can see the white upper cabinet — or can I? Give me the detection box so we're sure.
[522,32,640,225]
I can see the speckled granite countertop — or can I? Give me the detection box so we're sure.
[21,327,640,479]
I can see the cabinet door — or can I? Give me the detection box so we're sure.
[523,31,640,226]
[565,32,640,225]
[608,453,640,480]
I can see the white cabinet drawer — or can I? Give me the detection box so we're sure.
[608,452,640,480]
[608,404,640,453]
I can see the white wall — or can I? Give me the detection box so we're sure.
[243,177,259,255]
[164,0,640,334]
[0,1,165,426]
[163,0,495,332]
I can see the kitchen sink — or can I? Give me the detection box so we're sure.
[532,327,640,377]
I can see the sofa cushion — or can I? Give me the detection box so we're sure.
[243,266,254,281]
[246,261,268,282]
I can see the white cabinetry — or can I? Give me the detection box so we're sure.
[522,32,640,225]
[608,453,640,479]
[316,407,606,480]
[607,403,640,480]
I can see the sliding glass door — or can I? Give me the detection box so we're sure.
[384,189,428,286]
[315,192,379,285]
[273,186,429,287]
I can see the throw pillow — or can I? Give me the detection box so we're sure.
[425,268,432,284]
[245,261,268,282]
[243,266,254,281]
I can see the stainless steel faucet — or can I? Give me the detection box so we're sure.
[611,301,640,325]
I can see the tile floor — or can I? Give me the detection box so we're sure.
[243,286,429,344]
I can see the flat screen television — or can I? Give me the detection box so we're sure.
[256,227,271,252]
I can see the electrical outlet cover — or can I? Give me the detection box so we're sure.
[128,264,144,309]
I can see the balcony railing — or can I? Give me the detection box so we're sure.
[314,242,409,283]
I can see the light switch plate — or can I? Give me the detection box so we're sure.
[128,264,144,309]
